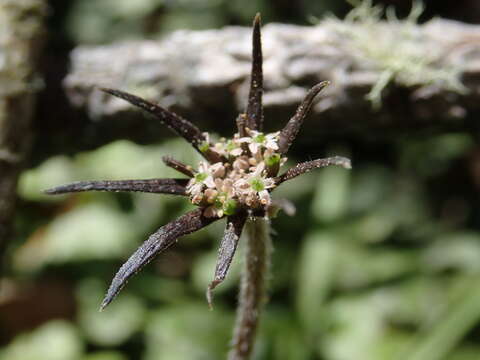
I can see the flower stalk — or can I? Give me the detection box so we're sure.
[229,218,272,360]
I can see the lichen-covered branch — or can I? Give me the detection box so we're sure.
[62,18,480,144]
[0,0,46,270]
[229,218,272,360]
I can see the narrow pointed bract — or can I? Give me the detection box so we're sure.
[101,88,209,157]
[207,212,248,308]
[277,81,330,154]
[100,208,217,310]
[162,156,195,178]
[245,13,264,132]
[44,178,189,195]
[275,156,351,185]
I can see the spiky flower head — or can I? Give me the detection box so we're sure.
[45,14,351,310]
[185,128,283,218]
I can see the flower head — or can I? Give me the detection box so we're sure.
[45,14,351,310]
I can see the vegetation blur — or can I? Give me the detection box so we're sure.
[2,0,480,359]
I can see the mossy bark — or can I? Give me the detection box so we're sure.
[0,0,47,270]
[58,19,480,147]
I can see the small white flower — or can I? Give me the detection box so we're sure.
[263,148,274,159]
[204,188,218,204]
[241,130,280,155]
[264,132,280,151]
[259,190,271,205]
[223,138,244,157]
[210,162,226,178]
[204,176,215,188]
[214,178,224,192]
[191,193,203,204]
[221,179,235,196]
[187,178,204,196]
[248,141,261,155]
[198,161,209,173]
[194,161,221,188]
[263,178,275,189]
[237,136,251,144]
[230,147,243,156]
[251,161,265,177]
[233,156,250,171]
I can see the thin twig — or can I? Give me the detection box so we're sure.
[228,217,272,360]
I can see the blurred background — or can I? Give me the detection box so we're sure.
[1,0,480,359]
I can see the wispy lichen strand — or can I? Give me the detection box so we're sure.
[323,0,467,108]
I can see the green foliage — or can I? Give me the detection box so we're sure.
[77,279,146,346]
[64,0,271,44]
[0,320,83,360]
[144,304,233,360]
[66,0,165,43]
[9,127,480,359]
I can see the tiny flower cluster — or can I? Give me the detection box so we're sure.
[186,129,285,218]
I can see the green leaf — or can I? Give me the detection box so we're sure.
[144,303,233,360]
[296,230,340,335]
[82,351,127,360]
[77,279,146,346]
[0,320,83,360]
[14,203,137,271]
[396,276,480,360]
[311,164,351,223]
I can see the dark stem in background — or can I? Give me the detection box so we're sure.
[229,218,272,360]
[0,0,46,272]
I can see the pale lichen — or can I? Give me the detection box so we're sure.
[323,0,467,108]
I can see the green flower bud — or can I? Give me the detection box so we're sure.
[223,199,238,215]
[226,140,237,152]
[195,172,207,182]
[199,141,210,153]
[249,177,265,192]
[265,153,281,167]
[253,133,266,143]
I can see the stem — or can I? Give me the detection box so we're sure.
[228,217,272,360]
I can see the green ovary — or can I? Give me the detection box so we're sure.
[250,178,265,192]
[226,140,237,151]
[253,133,266,143]
[265,153,280,166]
[223,199,238,215]
[195,173,208,182]
[199,141,210,153]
